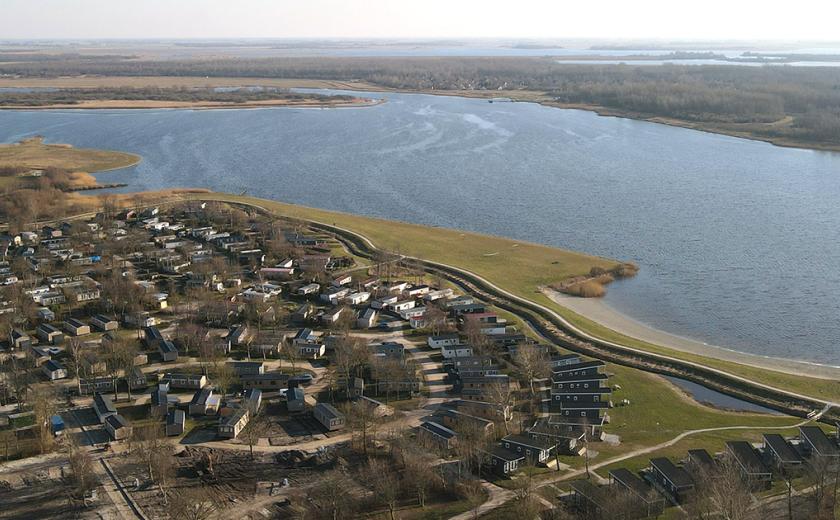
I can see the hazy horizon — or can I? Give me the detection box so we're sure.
[4,0,840,41]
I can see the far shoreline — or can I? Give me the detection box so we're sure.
[0,97,385,111]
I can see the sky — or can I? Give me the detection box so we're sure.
[2,0,840,41]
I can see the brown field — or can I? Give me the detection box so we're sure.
[0,136,140,172]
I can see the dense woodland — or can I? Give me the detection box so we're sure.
[0,87,355,106]
[2,55,840,143]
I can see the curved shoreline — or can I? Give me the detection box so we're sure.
[543,288,840,379]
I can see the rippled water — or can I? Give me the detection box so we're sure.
[2,90,840,364]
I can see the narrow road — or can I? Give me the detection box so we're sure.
[449,481,515,520]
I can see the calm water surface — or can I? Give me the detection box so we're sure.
[2,91,840,364]
[664,376,782,414]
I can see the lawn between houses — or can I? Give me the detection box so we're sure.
[190,193,840,404]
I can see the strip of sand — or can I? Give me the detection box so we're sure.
[543,288,840,380]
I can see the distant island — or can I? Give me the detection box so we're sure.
[0,87,381,110]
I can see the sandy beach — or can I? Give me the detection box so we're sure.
[543,288,840,380]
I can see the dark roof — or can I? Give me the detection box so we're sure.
[649,458,694,489]
[555,401,610,410]
[552,373,609,383]
[93,393,117,414]
[552,360,605,371]
[190,387,213,405]
[420,421,457,440]
[547,414,607,427]
[314,402,343,420]
[158,340,178,354]
[65,318,87,328]
[484,446,525,462]
[437,408,493,426]
[569,479,610,507]
[502,434,556,451]
[105,414,129,429]
[687,449,716,470]
[800,426,840,457]
[552,385,612,394]
[37,323,60,333]
[44,359,63,372]
[526,422,580,441]
[288,387,305,402]
[763,434,802,465]
[726,441,770,475]
[222,407,248,426]
[167,409,185,425]
[151,388,168,406]
[609,468,661,504]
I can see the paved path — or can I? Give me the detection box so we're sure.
[449,481,515,520]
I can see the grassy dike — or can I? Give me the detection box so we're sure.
[189,192,840,404]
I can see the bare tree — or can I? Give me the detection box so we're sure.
[363,458,402,520]
[401,446,443,508]
[456,478,486,520]
[485,379,514,435]
[240,410,269,460]
[168,486,219,520]
[66,436,96,499]
[66,339,86,396]
[30,386,57,454]
[513,343,549,398]
[423,304,449,336]
[307,468,358,520]
[212,362,237,400]
[342,399,380,458]
[117,341,140,401]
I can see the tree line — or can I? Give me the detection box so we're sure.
[4,55,840,144]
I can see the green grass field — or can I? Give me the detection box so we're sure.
[190,193,840,403]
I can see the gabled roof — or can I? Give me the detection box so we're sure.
[222,407,248,426]
[763,434,802,465]
[800,426,840,457]
[609,468,661,504]
[569,479,611,507]
[483,445,525,462]
[687,449,716,470]
[93,393,117,414]
[190,387,213,405]
[44,359,63,372]
[151,387,168,406]
[726,441,770,475]
[167,409,185,425]
[649,458,694,489]
[420,421,457,440]
[502,434,556,451]
[552,360,605,373]
[105,414,129,429]
[314,402,343,420]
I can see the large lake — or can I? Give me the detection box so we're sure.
[2,91,840,365]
